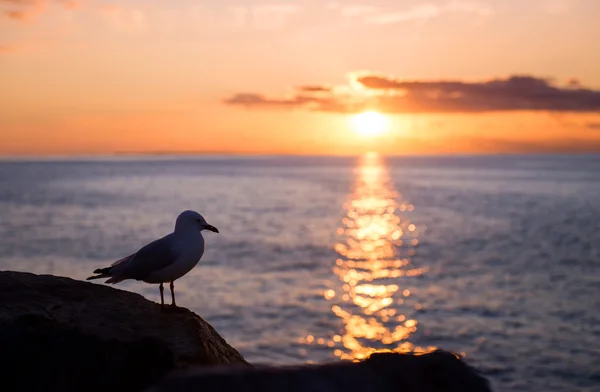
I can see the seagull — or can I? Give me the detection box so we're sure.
[87,210,219,308]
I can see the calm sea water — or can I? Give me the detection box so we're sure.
[1,154,599,391]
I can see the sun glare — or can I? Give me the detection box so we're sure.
[351,111,388,137]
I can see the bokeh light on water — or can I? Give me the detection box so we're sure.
[302,153,436,359]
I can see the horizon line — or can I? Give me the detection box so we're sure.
[1,150,599,162]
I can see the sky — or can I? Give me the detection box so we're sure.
[1,0,600,155]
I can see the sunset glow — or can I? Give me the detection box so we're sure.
[351,112,389,138]
[0,1,599,155]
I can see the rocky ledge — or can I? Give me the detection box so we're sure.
[0,271,247,391]
[0,271,491,392]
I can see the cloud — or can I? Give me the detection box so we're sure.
[99,5,147,33]
[224,73,600,114]
[586,122,600,130]
[339,5,377,17]
[227,4,299,30]
[0,43,18,53]
[296,85,333,93]
[223,93,316,108]
[544,0,571,15]
[451,136,600,153]
[223,91,364,113]
[357,74,600,112]
[362,1,493,25]
[366,4,440,25]
[1,0,77,21]
[446,1,494,16]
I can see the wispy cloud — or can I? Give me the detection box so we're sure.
[224,73,600,114]
[223,90,363,113]
[228,4,300,30]
[445,1,494,15]
[462,136,600,153]
[332,1,494,25]
[296,85,333,93]
[544,0,571,15]
[0,43,18,53]
[338,4,377,17]
[0,40,56,54]
[1,0,77,22]
[224,93,316,108]
[99,5,147,33]
[366,4,441,25]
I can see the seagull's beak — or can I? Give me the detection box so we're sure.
[205,224,219,233]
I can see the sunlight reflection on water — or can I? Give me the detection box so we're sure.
[303,153,437,359]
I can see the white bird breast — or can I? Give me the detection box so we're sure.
[144,233,205,283]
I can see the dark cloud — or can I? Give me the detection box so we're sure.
[567,78,582,88]
[400,135,600,154]
[225,74,600,114]
[223,93,319,108]
[470,137,600,153]
[223,92,367,113]
[586,122,600,130]
[356,75,600,112]
[296,85,333,93]
[1,0,77,22]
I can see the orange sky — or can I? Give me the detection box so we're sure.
[1,0,600,155]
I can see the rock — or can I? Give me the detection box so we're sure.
[0,271,248,391]
[0,271,493,392]
[150,351,492,392]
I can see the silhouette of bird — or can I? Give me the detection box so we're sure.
[87,210,218,308]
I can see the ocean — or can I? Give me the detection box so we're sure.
[1,154,599,391]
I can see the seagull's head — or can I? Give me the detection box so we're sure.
[176,210,219,233]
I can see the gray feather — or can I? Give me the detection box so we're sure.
[105,234,178,283]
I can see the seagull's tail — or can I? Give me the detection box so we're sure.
[86,274,108,281]
[87,254,133,282]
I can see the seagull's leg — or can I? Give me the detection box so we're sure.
[159,283,165,307]
[170,281,177,307]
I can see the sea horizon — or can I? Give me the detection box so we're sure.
[1,151,599,162]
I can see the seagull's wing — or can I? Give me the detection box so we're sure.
[107,234,178,283]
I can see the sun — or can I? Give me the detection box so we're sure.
[351,111,388,137]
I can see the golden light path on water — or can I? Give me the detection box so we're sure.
[303,153,436,360]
